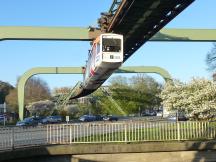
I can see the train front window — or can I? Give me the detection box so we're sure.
[102,38,121,52]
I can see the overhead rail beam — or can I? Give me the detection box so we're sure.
[98,0,195,61]
[18,66,171,120]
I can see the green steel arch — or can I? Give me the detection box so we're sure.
[18,66,171,120]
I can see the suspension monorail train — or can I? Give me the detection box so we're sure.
[84,33,123,88]
[70,33,123,99]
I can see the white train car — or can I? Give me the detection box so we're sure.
[83,33,123,90]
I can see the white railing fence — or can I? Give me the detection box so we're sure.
[0,125,47,151]
[47,121,216,144]
[0,121,216,151]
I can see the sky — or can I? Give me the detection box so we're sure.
[0,0,215,90]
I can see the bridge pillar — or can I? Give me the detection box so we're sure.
[18,66,172,120]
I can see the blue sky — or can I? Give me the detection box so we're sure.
[0,0,215,90]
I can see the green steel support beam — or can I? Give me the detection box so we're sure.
[116,66,172,81]
[151,29,216,42]
[0,26,101,41]
[18,67,83,120]
[0,26,216,41]
[18,66,171,120]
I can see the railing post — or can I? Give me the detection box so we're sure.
[124,123,127,142]
[177,122,180,141]
[11,127,14,150]
[70,125,72,144]
[46,125,49,144]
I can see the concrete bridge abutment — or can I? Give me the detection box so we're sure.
[1,141,216,162]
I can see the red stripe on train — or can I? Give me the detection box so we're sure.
[90,68,95,76]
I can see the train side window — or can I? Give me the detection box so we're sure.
[88,49,92,57]
[97,43,100,54]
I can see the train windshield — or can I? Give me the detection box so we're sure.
[102,38,121,52]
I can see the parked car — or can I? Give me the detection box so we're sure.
[177,115,188,121]
[42,116,62,124]
[167,115,188,121]
[141,111,156,116]
[95,115,104,121]
[103,115,118,121]
[0,114,7,122]
[156,111,163,117]
[79,115,96,122]
[16,117,39,126]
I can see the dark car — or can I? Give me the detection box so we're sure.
[42,116,62,124]
[177,115,188,121]
[0,114,7,123]
[16,117,39,126]
[95,115,104,121]
[103,115,118,121]
[142,111,156,116]
[79,115,96,122]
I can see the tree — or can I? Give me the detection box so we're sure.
[92,74,162,115]
[26,100,55,116]
[109,75,128,87]
[64,105,80,118]
[0,81,14,104]
[25,77,51,104]
[160,78,216,120]
[5,89,18,113]
[53,87,71,95]
[129,74,162,111]
[206,43,216,71]
[4,77,51,114]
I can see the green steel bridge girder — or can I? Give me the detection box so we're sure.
[0,26,100,41]
[18,66,172,120]
[0,26,216,41]
[152,29,216,42]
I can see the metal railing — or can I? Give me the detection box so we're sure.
[0,121,216,151]
[47,121,216,144]
[0,125,47,151]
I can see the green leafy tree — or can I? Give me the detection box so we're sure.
[76,103,90,116]
[92,74,162,115]
[91,89,113,115]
